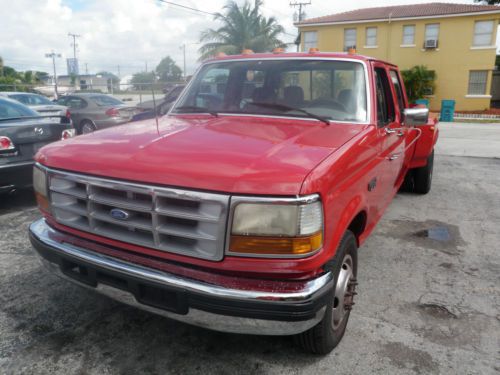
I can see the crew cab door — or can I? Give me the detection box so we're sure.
[373,64,406,199]
[389,69,417,177]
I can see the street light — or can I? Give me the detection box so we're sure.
[45,51,62,99]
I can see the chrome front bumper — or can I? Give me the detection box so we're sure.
[29,219,332,336]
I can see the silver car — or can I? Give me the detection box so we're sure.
[56,93,136,134]
[0,92,71,124]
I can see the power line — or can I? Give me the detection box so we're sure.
[156,0,215,16]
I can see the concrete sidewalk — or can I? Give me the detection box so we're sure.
[435,122,500,158]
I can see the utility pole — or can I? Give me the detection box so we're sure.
[117,65,121,78]
[290,1,311,52]
[180,44,186,81]
[68,33,81,88]
[68,33,81,62]
[45,51,61,99]
[85,63,88,75]
[145,61,148,72]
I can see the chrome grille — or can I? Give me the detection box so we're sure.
[47,169,229,261]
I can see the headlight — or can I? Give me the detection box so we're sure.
[33,165,49,211]
[229,196,323,257]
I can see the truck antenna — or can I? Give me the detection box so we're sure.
[151,85,160,135]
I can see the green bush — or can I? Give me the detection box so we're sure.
[401,65,436,103]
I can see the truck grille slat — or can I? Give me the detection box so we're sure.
[47,170,229,261]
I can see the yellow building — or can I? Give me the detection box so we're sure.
[297,3,500,111]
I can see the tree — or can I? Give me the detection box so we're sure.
[130,71,156,90]
[474,0,499,4]
[156,56,182,82]
[199,0,285,60]
[401,65,436,103]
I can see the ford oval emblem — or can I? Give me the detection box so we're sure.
[110,208,130,221]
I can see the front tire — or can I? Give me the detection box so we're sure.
[296,230,358,354]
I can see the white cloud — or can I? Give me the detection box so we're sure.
[0,0,484,78]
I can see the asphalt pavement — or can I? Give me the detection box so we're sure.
[0,122,499,374]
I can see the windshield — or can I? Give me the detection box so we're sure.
[0,98,39,119]
[10,94,53,106]
[172,59,367,123]
[90,95,124,107]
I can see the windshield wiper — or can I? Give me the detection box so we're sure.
[250,102,330,125]
[173,105,218,117]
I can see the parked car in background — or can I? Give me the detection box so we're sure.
[131,84,185,122]
[0,92,71,124]
[0,97,74,194]
[56,93,136,134]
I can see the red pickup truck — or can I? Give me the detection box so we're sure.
[29,52,438,354]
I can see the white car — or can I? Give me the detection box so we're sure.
[0,92,71,124]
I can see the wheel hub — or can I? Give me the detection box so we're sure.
[331,254,357,329]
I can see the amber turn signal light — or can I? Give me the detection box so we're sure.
[229,231,322,256]
[35,192,50,212]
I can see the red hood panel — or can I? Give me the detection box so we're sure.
[38,115,363,195]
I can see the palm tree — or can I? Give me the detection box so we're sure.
[199,0,286,60]
[401,65,436,103]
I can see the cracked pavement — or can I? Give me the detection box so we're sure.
[0,122,499,374]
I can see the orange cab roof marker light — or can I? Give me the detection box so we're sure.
[273,48,285,54]
[309,47,320,53]
[241,49,254,54]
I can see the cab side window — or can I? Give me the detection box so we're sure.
[390,70,405,115]
[374,68,395,127]
[66,97,87,109]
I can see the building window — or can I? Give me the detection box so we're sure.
[473,20,495,46]
[365,27,377,46]
[425,23,440,43]
[402,25,415,45]
[468,71,488,95]
[344,28,357,50]
[303,31,317,51]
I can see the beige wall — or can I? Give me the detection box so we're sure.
[299,13,499,111]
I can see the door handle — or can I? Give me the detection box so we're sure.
[385,128,396,135]
[388,153,400,161]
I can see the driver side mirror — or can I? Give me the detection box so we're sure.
[403,107,429,126]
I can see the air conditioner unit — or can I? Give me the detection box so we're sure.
[424,39,438,49]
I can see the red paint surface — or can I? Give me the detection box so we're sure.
[36,53,438,280]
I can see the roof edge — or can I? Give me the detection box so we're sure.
[296,7,500,27]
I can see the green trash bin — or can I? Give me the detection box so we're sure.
[440,100,456,122]
[415,99,429,108]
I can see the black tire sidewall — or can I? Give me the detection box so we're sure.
[79,120,96,135]
[414,150,434,194]
[296,230,358,354]
[322,231,358,349]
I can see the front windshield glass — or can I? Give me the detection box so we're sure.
[172,59,367,123]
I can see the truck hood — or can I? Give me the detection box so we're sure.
[38,115,364,195]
